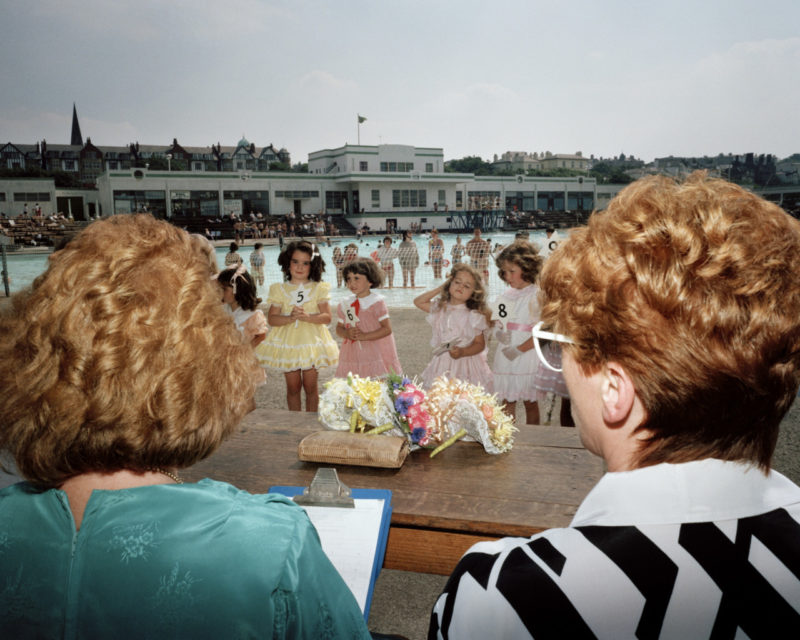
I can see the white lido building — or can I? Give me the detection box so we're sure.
[89,142,602,229]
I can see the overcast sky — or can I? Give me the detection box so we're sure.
[1,0,798,164]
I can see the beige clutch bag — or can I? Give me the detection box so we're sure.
[298,431,410,468]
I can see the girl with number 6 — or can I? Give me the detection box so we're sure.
[491,241,545,425]
[256,241,339,411]
[335,258,402,378]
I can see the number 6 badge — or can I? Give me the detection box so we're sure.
[345,298,361,347]
[344,304,359,326]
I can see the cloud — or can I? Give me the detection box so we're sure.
[295,70,358,94]
[30,0,288,43]
[0,110,140,147]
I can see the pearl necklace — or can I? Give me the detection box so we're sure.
[148,468,183,484]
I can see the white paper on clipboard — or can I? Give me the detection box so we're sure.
[301,499,385,613]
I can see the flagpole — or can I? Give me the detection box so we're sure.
[357,114,367,145]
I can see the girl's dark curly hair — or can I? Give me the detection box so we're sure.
[278,240,326,282]
[495,241,543,284]
[217,267,261,311]
[342,257,384,288]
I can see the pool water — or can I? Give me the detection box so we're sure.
[2,231,552,307]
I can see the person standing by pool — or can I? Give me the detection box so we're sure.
[224,242,243,267]
[249,242,265,289]
[466,227,490,281]
[428,228,445,279]
[398,230,419,288]
[376,236,399,288]
[451,235,465,265]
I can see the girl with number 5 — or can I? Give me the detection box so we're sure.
[256,241,339,411]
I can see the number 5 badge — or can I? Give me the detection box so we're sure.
[294,285,308,307]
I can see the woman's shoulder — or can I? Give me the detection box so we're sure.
[183,479,316,535]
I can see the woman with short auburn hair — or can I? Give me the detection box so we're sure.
[539,171,800,469]
[0,214,370,638]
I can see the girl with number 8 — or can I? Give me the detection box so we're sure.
[491,241,545,425]
[255,241,339,411]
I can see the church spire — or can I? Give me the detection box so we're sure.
[71,103,83,146]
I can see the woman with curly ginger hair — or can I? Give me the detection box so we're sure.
[0,215,369,639]
[431,172,800,638]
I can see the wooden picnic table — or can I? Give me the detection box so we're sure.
[184,407,605,575]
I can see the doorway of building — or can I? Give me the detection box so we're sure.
[293,200,302,216]
[56,196,86,220]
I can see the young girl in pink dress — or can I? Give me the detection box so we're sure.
[335,258,402,377]
[217,265,268,348]
[413,263,493,390]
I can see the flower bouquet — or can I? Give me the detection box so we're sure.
[318,372,516,457]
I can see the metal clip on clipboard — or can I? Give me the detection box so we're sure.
[293,467,355,508]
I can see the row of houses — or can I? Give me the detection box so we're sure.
[1,136,291,188]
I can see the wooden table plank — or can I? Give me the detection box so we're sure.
[185,409,604,537]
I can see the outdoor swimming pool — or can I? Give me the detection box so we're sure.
[2,230,553,307]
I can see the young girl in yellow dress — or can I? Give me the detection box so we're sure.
[256,241,339,411]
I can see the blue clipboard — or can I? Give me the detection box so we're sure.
[269,484,392,620]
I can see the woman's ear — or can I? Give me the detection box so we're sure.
[600,361,637,425]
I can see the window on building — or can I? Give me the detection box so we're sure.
[391,189,426,208]
[371,189,380,208]
[438,190,446,206]
[14,192,51,202]
[360,161,368,171]
[325,191,349,212]
[456,192,463,208]
[380,162,414,172]
[426,163,433,173]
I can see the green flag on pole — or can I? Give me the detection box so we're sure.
[358,114,367,123]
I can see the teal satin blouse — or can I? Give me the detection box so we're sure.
[0,478,370,639]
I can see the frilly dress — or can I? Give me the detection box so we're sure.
[421,299,493,391]
[226,305,268,347]
[255,281,339,371]
[335,291,402,378]
[491,284,540,401]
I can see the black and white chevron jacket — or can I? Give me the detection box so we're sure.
[430,459,800,639]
